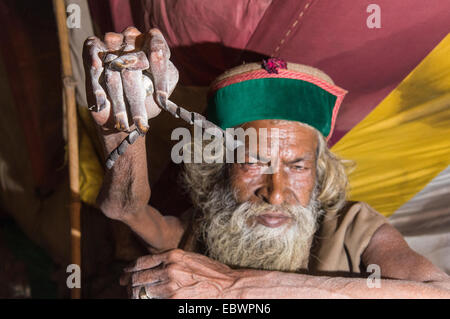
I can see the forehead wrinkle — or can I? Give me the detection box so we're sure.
[283,152,315,165]
[245,143,316,164]
[241,119,319,161]
[277,134,317,161]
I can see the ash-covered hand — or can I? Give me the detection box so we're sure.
[120,249,241,299]
[82,27,179,135]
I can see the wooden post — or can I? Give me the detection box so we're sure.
[52,0,81,299]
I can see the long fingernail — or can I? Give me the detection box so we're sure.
[95,91,109,111]
[134,116,149,134]
[156,90,168,109]
[115,112,129,131]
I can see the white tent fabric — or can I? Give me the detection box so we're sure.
[65,0,94,108]
[389,165,450,274]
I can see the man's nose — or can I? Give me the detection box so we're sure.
[256,170,287,205]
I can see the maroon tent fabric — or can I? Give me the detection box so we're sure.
[245,0,450,145]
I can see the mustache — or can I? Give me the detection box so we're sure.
[238,202,303,222]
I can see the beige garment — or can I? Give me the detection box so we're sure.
[308,201,387,275]
[179,201,387,276]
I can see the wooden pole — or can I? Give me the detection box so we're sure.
[52,0,81,299]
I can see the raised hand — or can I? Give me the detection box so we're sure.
[82,27,179,136]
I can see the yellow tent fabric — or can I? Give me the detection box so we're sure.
[332,34,450,217]
[78,106,103,207]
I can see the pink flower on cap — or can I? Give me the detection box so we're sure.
[262,58,288,74]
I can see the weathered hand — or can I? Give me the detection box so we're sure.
[82,27,179,135]
[120,249,240,299]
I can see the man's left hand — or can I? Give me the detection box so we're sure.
[120,249,240,299]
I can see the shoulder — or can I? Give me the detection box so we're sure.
[324,201,387,238]
[340,201,388,254]
[338,201,386,219]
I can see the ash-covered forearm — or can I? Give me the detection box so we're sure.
[225,270,450,299]
[96,131,150,221]
[96,131,185,251]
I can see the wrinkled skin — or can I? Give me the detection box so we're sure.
[120,249,239,299]
[83,27,178,134]
[231,120,317,208]
[85,27,450,299]
[229,120,318,228]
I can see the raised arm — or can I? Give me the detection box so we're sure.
[82,27,185,252]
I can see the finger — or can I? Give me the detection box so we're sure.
[104,32,124,51]
[144,61,178,120]
[105,68,129,131]
[146,28,170,59]
[120,272,131,286]
[130,266,169,287]
[83,36,109,113]
[102,33,130,131]
[119,27,148,133]
[131,285,145,299]
[166,60,179,97]
[124,254,167,273]
[147,29,171,102]
[131,285,142,299]
[103,33,123,66]
[122,26,142,51]
[132,281,178,299]
[121,69,148,134]
[108,52,149,71]
[143,74,162,119]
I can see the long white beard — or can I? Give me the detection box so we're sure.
[196,188,322,272]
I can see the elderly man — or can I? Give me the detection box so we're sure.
[83,27,450,299]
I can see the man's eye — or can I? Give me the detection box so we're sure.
[293,165,306,171]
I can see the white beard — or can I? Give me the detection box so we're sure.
[196,187,322,272]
